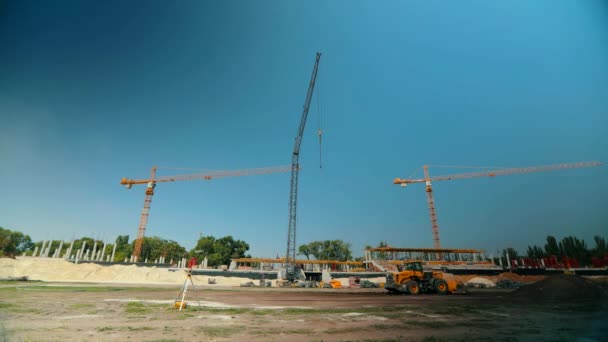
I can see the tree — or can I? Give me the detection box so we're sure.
[526,245,545,259]
[0,227,34,257]
[298,244,312,260]
[559,236,590,265]
[113,235,132,262]
[544,236,560,256]
[592,235,606,258]
[189,235,250,267]
[298,240,352,261]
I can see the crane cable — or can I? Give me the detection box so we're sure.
[316,67,322,169]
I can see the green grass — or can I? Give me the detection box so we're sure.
[127,326,155,331]
[69,303,95,309]
[198,326,240,337]
[125,302,151,314]
[96,326,114,332]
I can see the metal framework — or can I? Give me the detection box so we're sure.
[285,52,322,281]
[121,165,293,261]
[394,161,602,250]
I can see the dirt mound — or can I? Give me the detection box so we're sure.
[513,275,605,301]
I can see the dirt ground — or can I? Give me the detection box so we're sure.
[1,281,607,342]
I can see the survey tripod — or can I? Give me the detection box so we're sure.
[174,268,196,311]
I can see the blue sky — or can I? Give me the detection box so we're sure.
[1,1,606,257]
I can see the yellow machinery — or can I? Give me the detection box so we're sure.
[384,261,466,295]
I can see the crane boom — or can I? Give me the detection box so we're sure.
[394,161,602,185]
[123,165,293,261]
[121,165,293,186]
[285,52,321,281]
[393,161,602,253]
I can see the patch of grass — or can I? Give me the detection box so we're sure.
[125,302,151,314]
[69,303,95,309]
[0,302,15,309]
[0,301,42,314]
[324,327,367,335]
[127,326,155,331]
[96,326,114,332]
[370,324,401,330]
[198,326,240,337]
[404,320,447,329]
[283,329,312,334]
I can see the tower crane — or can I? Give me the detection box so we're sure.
[393,161,602,251]
[285,52,322,281]
[121,165,293,261]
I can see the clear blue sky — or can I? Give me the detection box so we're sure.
[1,1,606,257]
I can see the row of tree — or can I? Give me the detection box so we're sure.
[2,225,356,265]
[524,235,607,265]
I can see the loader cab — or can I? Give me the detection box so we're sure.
[398,261,423,272]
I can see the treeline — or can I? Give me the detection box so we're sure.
[0,227,34,257]
[298,240,353,261]
[0,226,254,267]
[524,235,607,265]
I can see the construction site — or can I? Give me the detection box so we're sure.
[2,2,608,341]
[1,51,607,341]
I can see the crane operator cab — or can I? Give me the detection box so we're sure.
[146,182,156,195]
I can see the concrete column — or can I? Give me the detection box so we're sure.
[32,246,39,257]
[80,241,87,260]
[100,242,106,261]
[56,241,64,258]
[145,258,148,263]
[38,241,46,257]
[45,240,52,257]
[506,252,511,271]
[111,243,117,262]
[92,241,98,261]
[66,240,74,260]
[203,257,208,268]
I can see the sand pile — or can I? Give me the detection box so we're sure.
[513,275,605,302]
[466,277,495,288]
[0,258,249,286]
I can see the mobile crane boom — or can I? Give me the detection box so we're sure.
[285,52,321,281]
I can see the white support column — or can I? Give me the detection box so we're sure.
[80,241,87,260]
[32,246,39,257]
[100,242,106,261]
[56,241,64,258]
[39,241,46,258]
[111,243,117,262]
[92,240,98,261]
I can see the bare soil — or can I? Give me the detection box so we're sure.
[1,281,607,342]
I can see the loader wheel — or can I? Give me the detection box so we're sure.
[435,279,448,295]
[405,281,420,295]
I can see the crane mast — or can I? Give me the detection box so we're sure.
[394,161,602,254]
[285,52,321,281]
